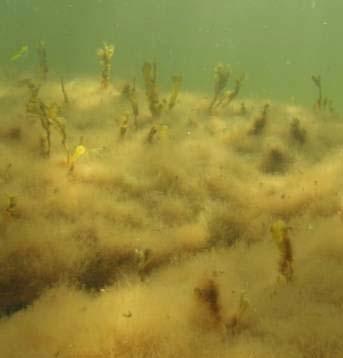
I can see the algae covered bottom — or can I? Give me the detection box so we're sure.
[0,62,343,356]
[1,0,343,356]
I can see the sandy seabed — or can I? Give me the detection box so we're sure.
[0,77,343,357]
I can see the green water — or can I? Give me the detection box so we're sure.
[1,0,342,107]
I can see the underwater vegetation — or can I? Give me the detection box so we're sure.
[36,41,48,81]
[24,79,40,114]
[142,61,164,117]
[97,42,115,89]
[311,74,334,113]
[142,61,182,117]
[122,80,139,127]
[208,63,244,115]
[168,74,183,110]
[68,143,86,173]
[0,42,343,358]
[290,117,307,145]
[26,93,67,158]
[194,277,250,336]
[270,220,294,282]
[10,44,29,62]
[208,63,230,113]
[60,77,69,105]
[219,74,244,108]
[41,102,68,157]
[248,103,269,136]
[2,195,18,220]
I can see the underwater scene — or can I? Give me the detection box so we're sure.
[1,0,343,357]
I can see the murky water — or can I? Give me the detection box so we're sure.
[1,0,342,105]
[0,2,343,357]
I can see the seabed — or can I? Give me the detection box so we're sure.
[0,62,343,357]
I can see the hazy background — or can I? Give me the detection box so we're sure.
[0,0,342,107]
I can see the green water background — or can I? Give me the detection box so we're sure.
[0,0,341,108]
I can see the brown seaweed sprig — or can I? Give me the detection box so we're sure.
[23,76,69,157]
[226,291,250,335]
[311,75,322,110]
[118,112,130,140]
[97,43,115,89]
[60,77,69,105]
[248,103,269,136]
[142,62,164,117]
[37,102,52,156]
[24,80,41,117]
[45,103,68,155]
[271,220,294,282]
[290,118,306,145]
[194,279,250,335]
[37,101,69,157]
[194,278,223,328]
[168,75,183,110]
[219,74,245,108]
[142,62,182,117]
[122,80,139,127]
[37,41,48,81]
[3,195,19,220]
[208,63,230,113]
[146,125,158,143]
[311,74,334,113]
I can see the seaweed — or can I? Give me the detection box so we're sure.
[248,103,269,135]
[142,62,182,117]
[25,79,41,117]
[290,117,306,145]
[168,75,183,110]
[118,112,130,139]
[37,41,48,81]
[142,62,164,117]
[10,45,29,62]
[194,278,222,327]
[22,78,68,157]
[260,144,290,174]
[311,74,334,113]
[26,93,68,158]
[311,75,323,111]
[38,102,68,157]
[0,194,20,237]
[37,102,52,156]
[218,74,245,108]
[146,125,158,143]
[97,43,115,89]
[46,103,68,153]
[68,143,86,174]
[208,63,230,113]
[270,220,294,282]
[122,81,139,127]
[194,278,250,335]
[226,291,250,335]
[3,195,18,220]
[60,77,69,105]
